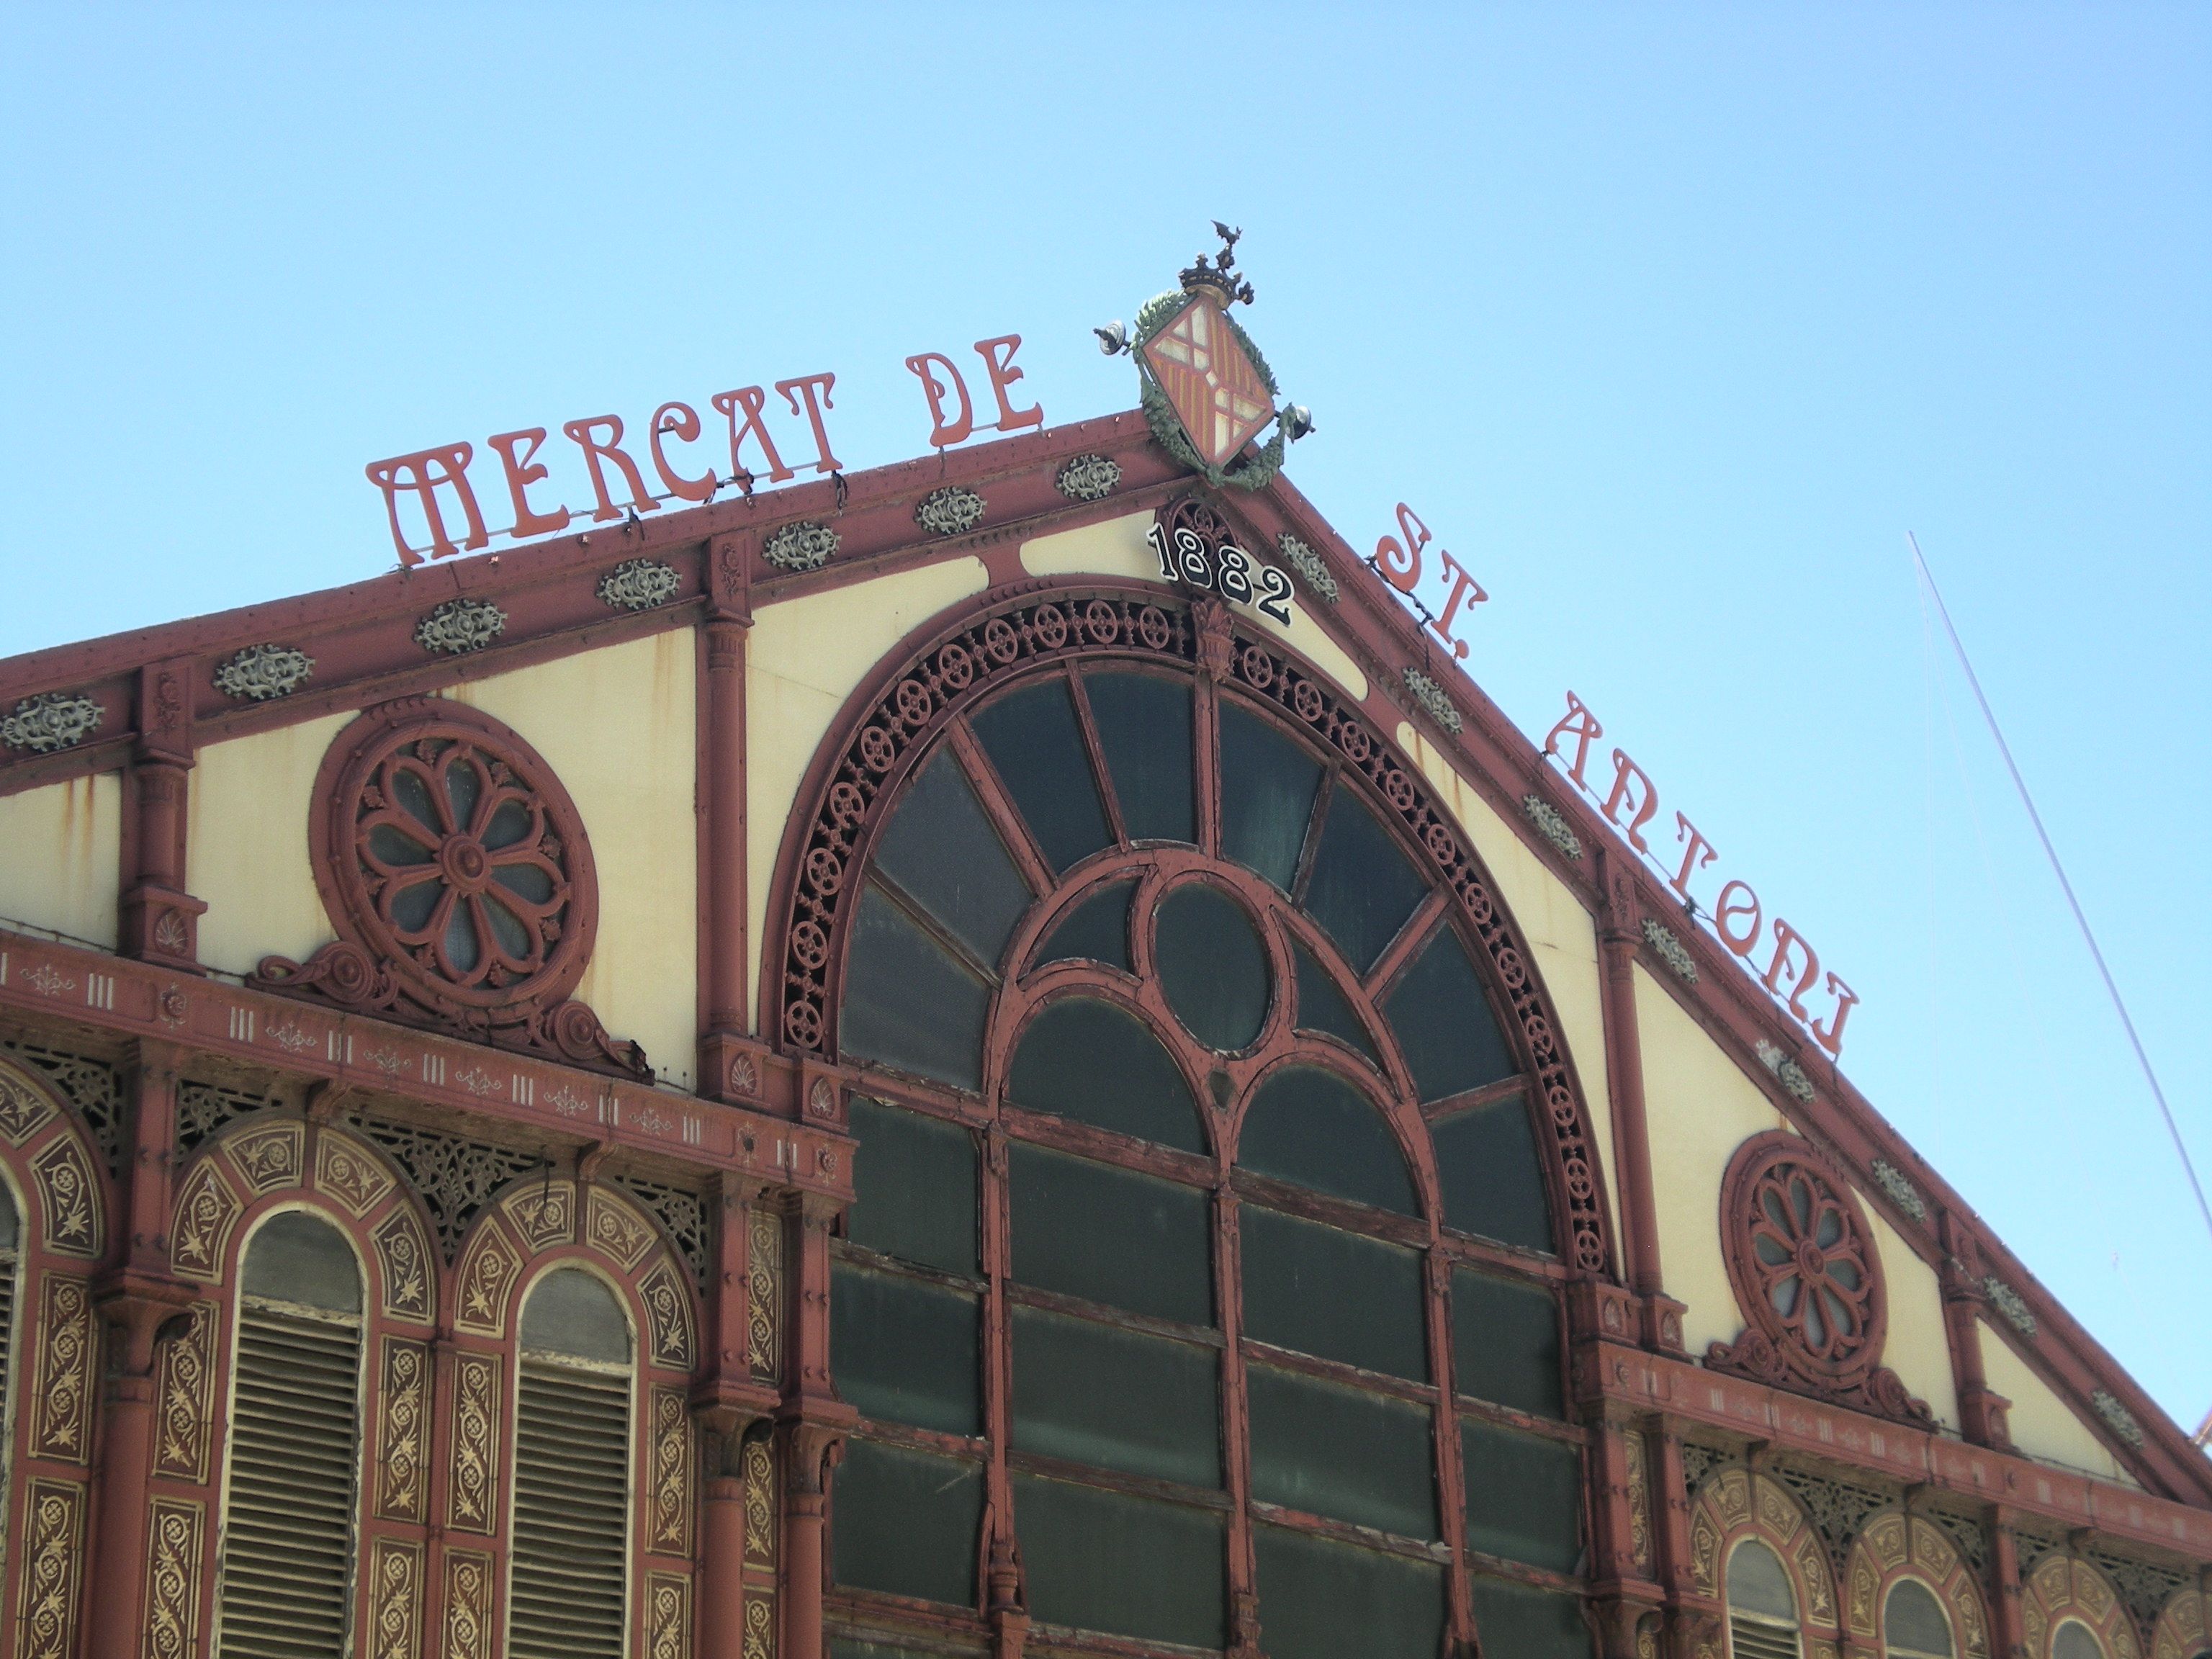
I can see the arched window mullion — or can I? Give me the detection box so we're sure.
[866,867,1002,985]
[1061,665,1130,849]
[979,1123,1016,1621]
[943,719,1058,898]
[1193,659,1223,859]
[1285,765,1336,907]
[1362,889,1452,1001]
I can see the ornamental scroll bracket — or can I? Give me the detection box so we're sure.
[251,698,647,1079]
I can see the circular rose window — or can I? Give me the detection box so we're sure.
[310,698,597,1017]
[1716,1133,1889,1388]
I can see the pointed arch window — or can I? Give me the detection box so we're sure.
[215,1210,365,1659]
[509,1267,634,1659]
[1727,1538,1803,1659]
[827,639,1591,1659]
[1883,1578,1954,1659]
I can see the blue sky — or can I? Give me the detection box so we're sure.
[4,6,2208,1434]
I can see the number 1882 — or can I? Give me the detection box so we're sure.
[1146,524,1295,624]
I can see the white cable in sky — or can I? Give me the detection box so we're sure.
[1909,533,2212,1254]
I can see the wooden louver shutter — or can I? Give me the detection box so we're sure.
[508,1356,631,1658]
[215,1302,363,1659]
[1728,1614,1802,1659]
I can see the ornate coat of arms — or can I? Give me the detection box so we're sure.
[1101,225,1312,490]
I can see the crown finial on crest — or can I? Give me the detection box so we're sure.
[1180,220,1255,307]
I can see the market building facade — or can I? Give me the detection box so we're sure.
[0,250,2206,1659]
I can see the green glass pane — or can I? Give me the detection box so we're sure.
[848,1098,977,1277]
[243,1211,361,1313]
[1292,937,1382,1068]
[841,886,989,1091]
[831,1264,979,1436]
[1084,670,1195,844]
[1300,789,1429,974]
[971,678,1112,874]
[1433,1095,1555,1254]
[872,750,1033,969]
[1156,882,1270,1053]
[1381,925,1514,1102]
[1239,1205,1429,1382]
[1009,1142,1213,1326]
[1012,1305,1220,1487]
[1461,1416,1582,1573]
[1886,1578,1954,1655]
[1012,1475,1226,1648]
[521,1267,630,1364]
[1032,881,1132,973]
[1450,1267,1562,1417]
[1247,1364,1438,1539]
[1252,1526,1446,1659]
[1220,701,1322,891]
[1237,1066,1416,1215]
[1008,997,1205,1153]
[1467,1574,1593,1659]
[832,1439,982,1607]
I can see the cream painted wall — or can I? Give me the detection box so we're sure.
[1020,511,1370,701]
[1398,724,1621,1263]
[192,711,351,976]
[1866,1209,1959,1431]
[452,630,698,1090]
[747,557,992,1033]
[0,773,121,949]
[1979,1318,2141,1487]
[1635,962,1794,1356]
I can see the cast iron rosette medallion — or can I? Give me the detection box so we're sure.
[254,698,645,1077]
[1707,1132,1930,1424]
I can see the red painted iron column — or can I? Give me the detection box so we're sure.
[1596,853,1681,1351]
[697,1173,778,1659]
[119,657,207,973]
[87,1044,197,1659]
[698,534,755,1100]
[780,1187,857,1659]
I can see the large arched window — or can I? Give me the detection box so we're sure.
[1884,1578,1954,1659]
[827,648,1588,1658]
[509,1267,635,1659]
[214,1210,366,1659]
[1727,1538,1802,1659]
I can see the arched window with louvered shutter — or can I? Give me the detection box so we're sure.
[1727,1538,1802,1659]
[214,1209,367,1659]
[508,1267,635,1659]
[1883,1578,1954,1659]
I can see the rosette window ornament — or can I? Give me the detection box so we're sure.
[359,737,569,992]
[1706,1132,1933,1426]
[1745,1159,1871,1365]
[255,698,645,1077]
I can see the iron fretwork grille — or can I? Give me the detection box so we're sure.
[822,637,1596,1659]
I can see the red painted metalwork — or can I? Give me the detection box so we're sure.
[248,696,643,1079]
[1706,1131,1931,1427]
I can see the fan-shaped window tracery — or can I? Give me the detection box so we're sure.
[824,638,1594,1658]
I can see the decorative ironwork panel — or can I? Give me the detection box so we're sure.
[367,1537,425,1659]
[372,1205,435,1324]
[454,1217,523,1336]
[614,1174,711,1287]
[375,1336,432,1521]
[446,1351,503,1534]
[354,1116,538,1262]
[647,1386,692,1556]
[503,1178,574,1252]
[747,1204,780,1380]
[30,1134,101,1256]
[315,1130,397,1215]
[441,1549,495,1659]
[645,1572,693,1659]
[140,1496,205,1659]
[743,1437,777,1566]
[585,1185,656,1271]
[2,1040,122,1172]
[152,1301,217,1482]
[29,1275,95,1464]
[638,1258,696,1370]
[16,1478,87,1659]
[224,1118,305,1195]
